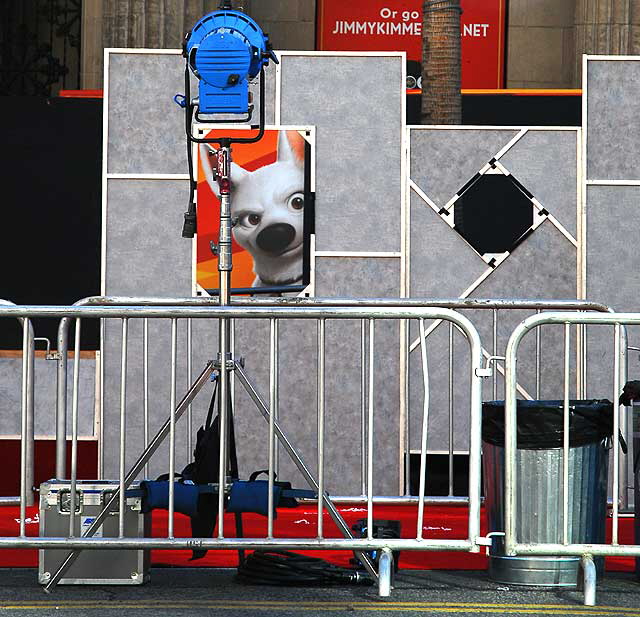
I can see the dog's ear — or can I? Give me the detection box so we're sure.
[199,143,248,198]
[277,130,304,168]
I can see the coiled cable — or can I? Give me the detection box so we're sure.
[236,550,372,586]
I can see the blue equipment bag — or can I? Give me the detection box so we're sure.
[226,470,316,518]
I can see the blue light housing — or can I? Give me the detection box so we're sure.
[185,10,275,115]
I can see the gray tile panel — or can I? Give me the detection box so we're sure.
[105,179,192,297]
[409,191,488,298]
[409,128,519,208]
[586,60,640,181]
[585,185,640,400]
[499,130,578,237]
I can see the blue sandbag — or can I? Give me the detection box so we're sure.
[141,480,200,518]
[226,480,283,518]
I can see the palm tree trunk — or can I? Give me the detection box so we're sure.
[421,0,462,124]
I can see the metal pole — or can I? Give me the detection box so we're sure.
[217,142,232,540]
[535,309,541,400]
[367,319,375,542]
[612,324,621,544]
[69,319,81,537]
[19,321,29,537]
[267,318,277,539]
[56,318,69,479]
[563,323,570,545]
[448,322,454,497]
[317,318,325,539]
[492,309,498,400]
[416,319,429,539]
[169,318,178,538]
[143,319,149,477]
[119,318,128,537]
[44,362,215,592]
[187,318,193,459]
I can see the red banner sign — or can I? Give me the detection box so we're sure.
[317,0,506,89]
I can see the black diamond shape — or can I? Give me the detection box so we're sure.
[453,173,534,256]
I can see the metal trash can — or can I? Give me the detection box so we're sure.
[482,399,613,587]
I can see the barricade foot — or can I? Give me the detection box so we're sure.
[378,547,394,597]
[579,554,596,606]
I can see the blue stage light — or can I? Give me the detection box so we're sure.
[184,9,277,115]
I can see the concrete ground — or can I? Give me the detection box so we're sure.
[0,568,639,616]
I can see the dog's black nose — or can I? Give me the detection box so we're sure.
[256,223,296,254]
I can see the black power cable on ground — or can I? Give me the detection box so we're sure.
[236,550,373,587]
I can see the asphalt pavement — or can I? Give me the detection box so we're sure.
[0,568,638,616]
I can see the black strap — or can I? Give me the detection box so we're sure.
[204,378,219,430]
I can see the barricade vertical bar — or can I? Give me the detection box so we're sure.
[26,320,34,507]
[272,318,279,476]
[169,318,178,538]
[448,322,454,497]
[536,309,542,399]
[19,320,29,537]
[187,318,193,458]
[416,319,429,539]
[143,318,149,477]
[317,318,325,538]
[361,319,367,497]
[99,319,105,478]
[617,324,628,511]
[492,309,498,400]
[56,319,69,479]
[367,318,375,540]
[563,323,570,545]
[69,319,82,537]
[612,324,621,544]
[218,316,229,539]
[466,316,483,548]
[119,318,128,537]
[267,318,277,539]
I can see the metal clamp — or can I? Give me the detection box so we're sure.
[475,355,505,378]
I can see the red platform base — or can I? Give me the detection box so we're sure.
[1,503,634,571]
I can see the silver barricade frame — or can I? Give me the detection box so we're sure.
[1,303,484,597]
[504,310,639,606]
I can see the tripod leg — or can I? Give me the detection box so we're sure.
[234,362,379,583]
[44,361,215,593]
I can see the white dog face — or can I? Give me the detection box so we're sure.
[201,131,305,287]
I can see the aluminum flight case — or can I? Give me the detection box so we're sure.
[39,480,150,585]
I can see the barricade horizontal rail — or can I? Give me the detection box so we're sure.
[0,302,485,595]
[504,311,640,603]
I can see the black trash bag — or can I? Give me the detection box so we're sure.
[620,380,640,406]
[482,399,615,450]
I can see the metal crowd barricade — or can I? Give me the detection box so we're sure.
[54,297,628,507]
[1,303,484,597]
[504,311,640,606]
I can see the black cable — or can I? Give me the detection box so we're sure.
[236,550,372,586]
[182,62,198,238]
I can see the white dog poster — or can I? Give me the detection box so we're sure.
[196,127,314,294]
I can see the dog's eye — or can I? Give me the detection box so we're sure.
[248,213,261,226]
[287,193,304,211]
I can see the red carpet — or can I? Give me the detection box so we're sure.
[0,503,634,571]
